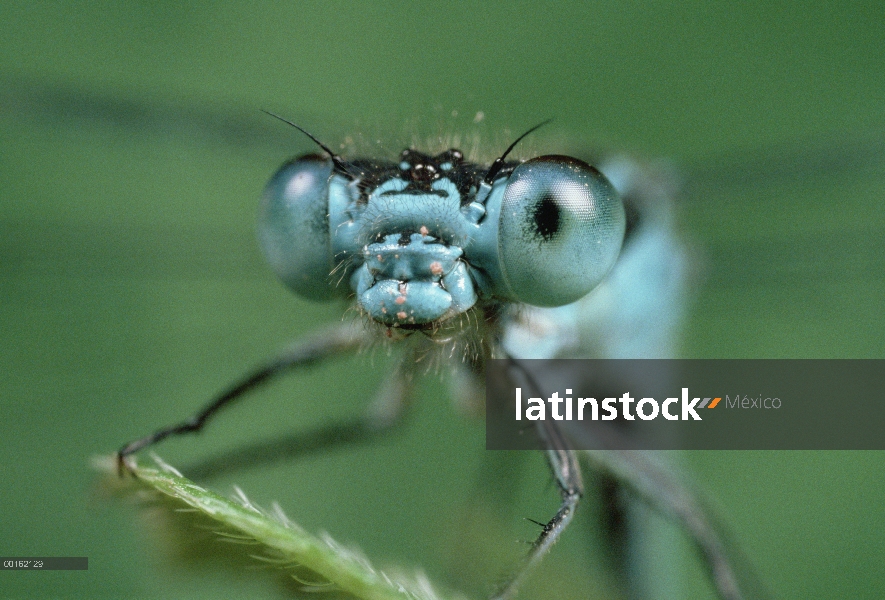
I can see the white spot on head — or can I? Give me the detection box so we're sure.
[429,261,444,275]
[419,225,429,236]
[396,311,408,320]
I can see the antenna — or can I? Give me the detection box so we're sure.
[261,110,350,175]
[483,119,553,185]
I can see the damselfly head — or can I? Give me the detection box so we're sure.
[258,119,626,333]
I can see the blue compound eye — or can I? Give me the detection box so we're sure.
[497,156,625,306]
[258,154,341,300]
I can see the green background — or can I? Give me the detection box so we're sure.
[1,2,883,598]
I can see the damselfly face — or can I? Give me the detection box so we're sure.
[258,146,625,332]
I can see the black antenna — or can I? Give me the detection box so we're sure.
[261,110,350,175]
[483,119,553,185]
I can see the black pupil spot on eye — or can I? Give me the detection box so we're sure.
[530,194,561,242]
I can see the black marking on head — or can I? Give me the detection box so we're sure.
[359,149,487,205]
[380,187,449,198]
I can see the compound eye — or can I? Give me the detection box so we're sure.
[258,154,339,300]
[497,156,625,306]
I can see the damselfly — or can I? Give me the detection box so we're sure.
[102,105,756,599]
[5,76,881,600]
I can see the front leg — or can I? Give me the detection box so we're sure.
[117,322,371,473]
[490,358,585,600]
[491,441,583,600]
